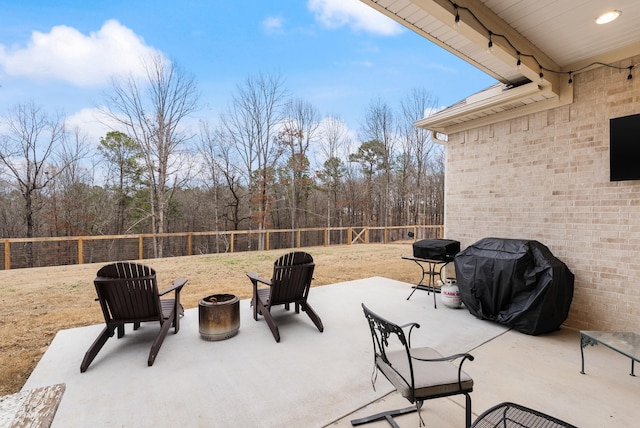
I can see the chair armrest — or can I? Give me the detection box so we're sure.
[411,352,474,364]
[399,322,420,347]
[159,278,188,296]
[246,272,271,286]
[399,322,420,329]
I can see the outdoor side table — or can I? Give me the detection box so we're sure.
[580,331,640,376]
[402,255,454,308]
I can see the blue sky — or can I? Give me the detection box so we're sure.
[0,0,496,143]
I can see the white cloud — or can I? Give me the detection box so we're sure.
[262,16,285,35]
[424,107,443,118]
[65,108,112,146]
[65,107,117,145]
[308,0,403,36]
[0,20,163,87]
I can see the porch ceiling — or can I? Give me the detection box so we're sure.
[360,0,640,133]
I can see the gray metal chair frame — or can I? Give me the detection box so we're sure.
[247,251,323,342]
[353,304,474,428]
[80,262,187,372]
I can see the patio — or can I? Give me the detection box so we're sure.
[21,277,638,427]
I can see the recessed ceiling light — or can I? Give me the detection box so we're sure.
[596,10,621,25]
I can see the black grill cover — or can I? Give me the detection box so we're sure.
[454,238,574,335]
[413,239,460,260]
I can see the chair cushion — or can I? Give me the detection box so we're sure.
[376,347,473,402]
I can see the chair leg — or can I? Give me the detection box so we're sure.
[465,393,472,428]
[148,310,176,366]
[301,302,324,333]
[252,296,259,321]
[173,301,181,334]
[263,310,281,342]
[350,404,418,427]
[253,296,279,341]
[80,325,116,373]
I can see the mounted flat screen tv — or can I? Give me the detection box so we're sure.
[610,113,640,181]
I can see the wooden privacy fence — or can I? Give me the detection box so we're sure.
[1,225,443,270]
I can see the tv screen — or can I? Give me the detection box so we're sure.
[610,113,640,181]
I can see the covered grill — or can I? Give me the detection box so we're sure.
[454,238,574,335]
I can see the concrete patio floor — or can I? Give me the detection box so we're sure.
[22,277,638,427]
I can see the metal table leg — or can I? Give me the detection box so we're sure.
[405,258,449,308]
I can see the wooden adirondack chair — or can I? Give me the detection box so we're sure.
[246,251,323,342]
[80,262,187,372]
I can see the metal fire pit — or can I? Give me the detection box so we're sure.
[198,294,240,341]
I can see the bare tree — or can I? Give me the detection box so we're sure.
[278,98,320,234]
[317,116,350,231]
[0,180,24,238]
[0,102,87,266]
[198,120,250,251]
[218,72,288,250]
[318,116,350,161]
[101,54,199,257]
[360,98,397,226]
[0,102,67,239]
[43,126,94,236]
[399,88,440,224]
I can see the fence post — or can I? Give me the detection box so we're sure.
[188,233,193,256]
[266,231,270,251]
[230,232,235,253]
[78,238,83,264]
[348,227,353,245]
[139,235,144,260]
[4,240,9,270]
[297,229,301,248]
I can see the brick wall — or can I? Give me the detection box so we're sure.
[444,54,640,331]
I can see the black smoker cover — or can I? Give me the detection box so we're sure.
[412,239,460,260]
[454,238,574,335]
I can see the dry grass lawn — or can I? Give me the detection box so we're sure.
[0,243,427,396]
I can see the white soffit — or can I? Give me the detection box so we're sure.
[360,0,640,133]
[415,82,559,134]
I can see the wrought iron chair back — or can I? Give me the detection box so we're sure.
[363,303,420,403]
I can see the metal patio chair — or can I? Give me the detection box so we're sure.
[353,304,475,427]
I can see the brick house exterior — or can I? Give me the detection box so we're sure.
[443,54,640,331]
